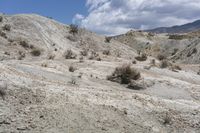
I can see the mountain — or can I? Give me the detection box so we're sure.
[146,19,200,33]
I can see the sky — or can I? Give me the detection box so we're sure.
[1,0,200,35]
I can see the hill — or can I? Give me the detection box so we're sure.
[0,14,200,133]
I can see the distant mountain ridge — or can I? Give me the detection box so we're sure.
[146,19,200,33]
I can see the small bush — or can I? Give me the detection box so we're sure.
[170,64,182,72]
[80,49,88,56]
[132,60,137,64]
[103,50,111,55]
[107,64,141,84]
[19,40,30,49]
[2,24,11,31]
[79,56,84,63]
[31,48,41,56]
[197,70,200,75]
[66,35,78,42]
[150,59,156,66]
[69,65,76,72]
[0,81,7,100]
[157,54,166,61]
[64,49,77,59]
[105,37,112,43]
[18,51,25,60]
[48,54,55,60]
[135,53,147,61]
[69,24,78,35]
[0,30,7,39]
[159,60,171,68]
[0,16,3,22]
[88,51,100,60]
[187,48,197,57]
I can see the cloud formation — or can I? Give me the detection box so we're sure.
[74,0,200,35]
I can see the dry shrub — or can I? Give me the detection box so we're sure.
[169,64,182,72]
[135,53,147,61]
[103,49,111,55]
[88,51,101,61]
[0,81,7,100]
[79,56,84,63]
[48,54,55,60]
[107,64,141,84]
[69,24,78,35]
[0,30,7,39]
[31,48,41,56]
[69,65,76,72]
[159,60,172,68]
[66,35,78,42]
[2,24,11,31]
[0,16,3,22]
[157,54,166,61]
[132,60,137,64]
[187,48,197,57]
[18,51,25,60]
[64,49,77,59]
[105,36,112,43]
[80,49,88,56]
[150,59,156,66]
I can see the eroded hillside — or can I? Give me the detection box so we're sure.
[0,14,200,133]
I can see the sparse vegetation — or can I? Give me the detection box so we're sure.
[69,24,78,35]
[80,49,88,56]
[150,59,156,66]
[105,36,112,43]
[79,56,84,63]
[107,64,141,84]
[103,49,111,55]
[0,16,3,22]
[69,65,76,72]
[159,60,171,68]
[48,54,55,60]
[0,30,7,39]
[157,54,166,61]
[66,35,78,42]
[31,48,41,56]
[0,82,7,100]
[187,48,197,57]
[135,53,147,61]
[64,49,77,59]
[168,34,187,40]
[132,60,137,64]
[2,24,11,31]
[19,40,32,49]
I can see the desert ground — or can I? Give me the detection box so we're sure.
[0,14,200,133]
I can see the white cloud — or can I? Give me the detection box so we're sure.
[73,0,200,35]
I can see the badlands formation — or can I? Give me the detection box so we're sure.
[0,14,200,133]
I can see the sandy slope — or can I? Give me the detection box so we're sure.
[0,14,200,133]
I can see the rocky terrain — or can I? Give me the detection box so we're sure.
[0,14,200,133]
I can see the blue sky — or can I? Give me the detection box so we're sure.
[0,0,87,24]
